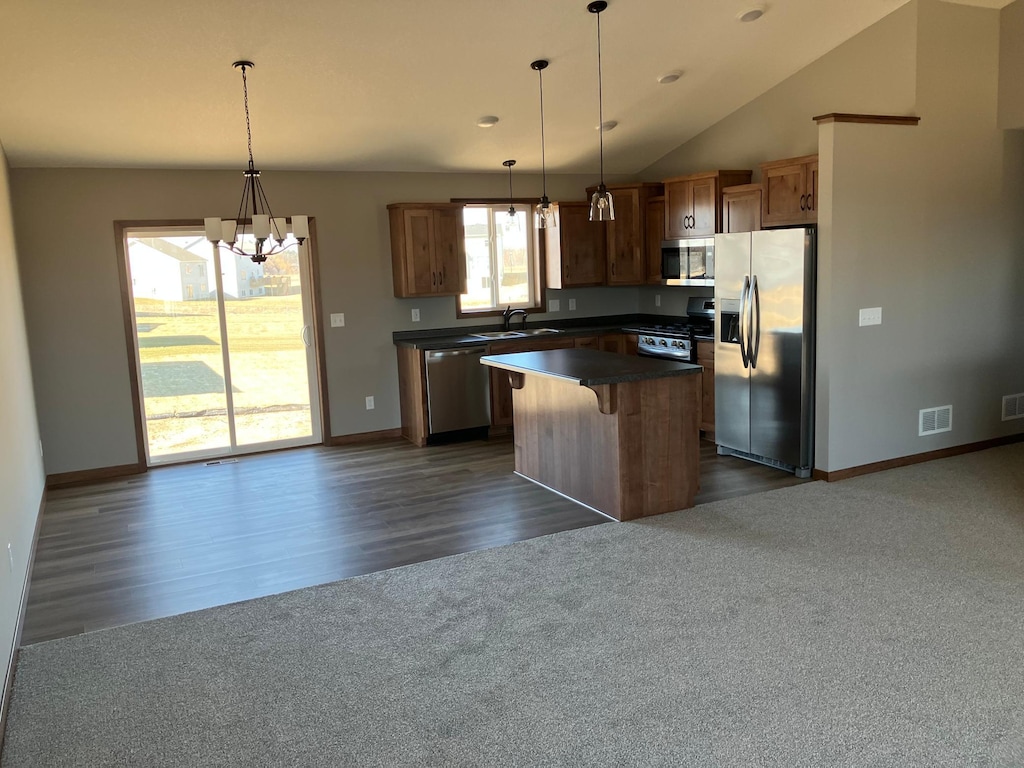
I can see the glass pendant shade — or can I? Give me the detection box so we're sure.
[536,197,555,229]
[590,185,615,222]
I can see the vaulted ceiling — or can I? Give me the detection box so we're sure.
[0,0,1012,174]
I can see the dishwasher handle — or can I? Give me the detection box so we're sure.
[425,348,487,359]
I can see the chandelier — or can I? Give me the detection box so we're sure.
[204,61,308,264]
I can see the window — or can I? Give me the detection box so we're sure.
[459,205,539,314]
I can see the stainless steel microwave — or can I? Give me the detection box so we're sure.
[661,237,715,287]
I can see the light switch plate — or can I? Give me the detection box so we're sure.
[859,307,882,326]
[330,313,345,328]
[568,299,577,311]
[411,309,421,322]
[548,299,560,312]
[365,396,375,410]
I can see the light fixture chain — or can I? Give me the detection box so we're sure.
[241,64,254,168]
[596,9,605,185]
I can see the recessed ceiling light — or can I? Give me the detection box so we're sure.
[595,120,618,132]
[738,6,766,22]
[477,115,500,128]
[658,71,683,84]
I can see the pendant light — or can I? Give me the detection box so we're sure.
[204,61,308,264]
[531,59,555,230]
[587,1,615,222]
[502,159,520,231]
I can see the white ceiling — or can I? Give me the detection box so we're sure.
[0,0,1012,175]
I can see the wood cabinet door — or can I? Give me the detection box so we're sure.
[723,186,762,233]
[689,177,718,236]
[402,209,436,295]
[762,163,808,227]
[606,187,643,285]
[664,179,691,239]
[645,196,665,283]
[432,207,464,295]
[559,203,606,287]
[599,333,627,355]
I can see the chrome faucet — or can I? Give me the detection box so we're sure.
[502,306,529,331]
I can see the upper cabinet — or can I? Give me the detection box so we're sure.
[722,183,763,233]
[644,194,666,284]
[585,183,664,286]
[545,201,607,289]
[663,171,753,238]
[388,203,466,298]
[759,155,819,227]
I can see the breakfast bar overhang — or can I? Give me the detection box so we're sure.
[481,348,703,521]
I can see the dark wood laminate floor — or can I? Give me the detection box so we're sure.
[22,437,807,645]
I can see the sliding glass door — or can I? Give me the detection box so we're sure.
[124,226,321,465]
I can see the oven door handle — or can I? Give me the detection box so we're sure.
[738,275,750,369]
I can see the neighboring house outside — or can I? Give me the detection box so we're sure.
[220,251,266,299]
[128,237,208,302]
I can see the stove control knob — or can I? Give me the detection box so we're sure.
[659,339,667,347]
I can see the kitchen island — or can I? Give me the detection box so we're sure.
[481,348,702,521]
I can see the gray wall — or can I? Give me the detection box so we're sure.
[635,0,1024,472]
[817,0,1024,471]
[640,2,918,182]
[0,147,45,700]
[11,168,640,475]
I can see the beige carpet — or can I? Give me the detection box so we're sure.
[3,443,1023,766]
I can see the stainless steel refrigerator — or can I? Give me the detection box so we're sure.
[714,228,815,478]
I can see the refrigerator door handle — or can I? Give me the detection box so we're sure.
[750,275,761,368]
[739,274,750,369]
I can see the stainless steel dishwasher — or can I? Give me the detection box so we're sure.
[424,347,492,435]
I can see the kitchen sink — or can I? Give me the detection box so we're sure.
[470,330,526,339]
[470,328,562,339]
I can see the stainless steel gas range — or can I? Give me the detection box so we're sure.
[633,296,715,363]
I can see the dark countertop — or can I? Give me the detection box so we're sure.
[392,314,683,351]
[481,348,702,386]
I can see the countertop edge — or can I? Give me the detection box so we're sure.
[481,350,702,386]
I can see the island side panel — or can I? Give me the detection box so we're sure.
[512,375,623,519]
[616,374,702,520]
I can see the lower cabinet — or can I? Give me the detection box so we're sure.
[398,332,642,443]
[696,340,715,435]
[489,337,574,426]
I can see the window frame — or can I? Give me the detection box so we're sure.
[453,199,546,319]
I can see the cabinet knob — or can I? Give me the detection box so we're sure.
[799,194,807,212]
[807,194,814,211]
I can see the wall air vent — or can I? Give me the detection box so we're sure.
[919,405,952,436]
[1002,393,1024,421]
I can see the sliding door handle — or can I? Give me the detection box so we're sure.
[301,324,312,348]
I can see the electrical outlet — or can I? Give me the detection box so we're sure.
[548,299,560,312]
[411,309,421,322]
[568,298,577,311]
[330,313,345,328]
[655,294,661,308]
[6,543,12,573]
[365,396,375,410]
[858,307,882,326]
